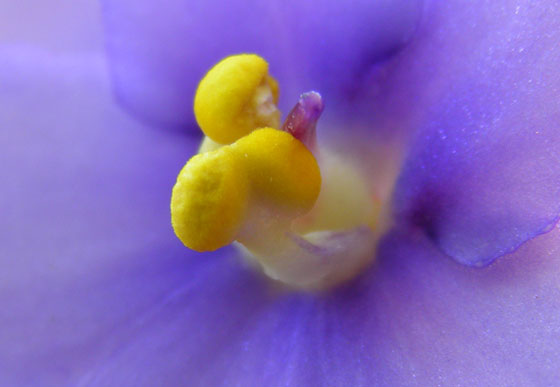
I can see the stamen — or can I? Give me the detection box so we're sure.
[172,54,383,290]
[282,91,324,151]
[171,128,321,252]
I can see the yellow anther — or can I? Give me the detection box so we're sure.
[171,128,321,252]
[171,148,249,252]
[194,54,281,145]
[233,128,321,217]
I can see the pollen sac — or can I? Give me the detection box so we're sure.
[194,54,281,144]
[171,149,249,252]
[171,128,321,252]
[234,128,321,217]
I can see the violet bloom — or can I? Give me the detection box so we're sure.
[2,0,560,385]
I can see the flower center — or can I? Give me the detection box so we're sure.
[171,54,386,290]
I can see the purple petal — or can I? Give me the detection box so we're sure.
[330,227,560,385]
[48,226,560,385]
[100,0,423,127]
[378,0,560,265]
[0,45,201,384]
[0,0,104,52]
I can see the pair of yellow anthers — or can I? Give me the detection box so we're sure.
[171,54,321,252]
[171,54,379,290]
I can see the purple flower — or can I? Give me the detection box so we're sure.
[2,0,560,385]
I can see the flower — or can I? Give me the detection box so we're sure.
[2,0,560,385]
